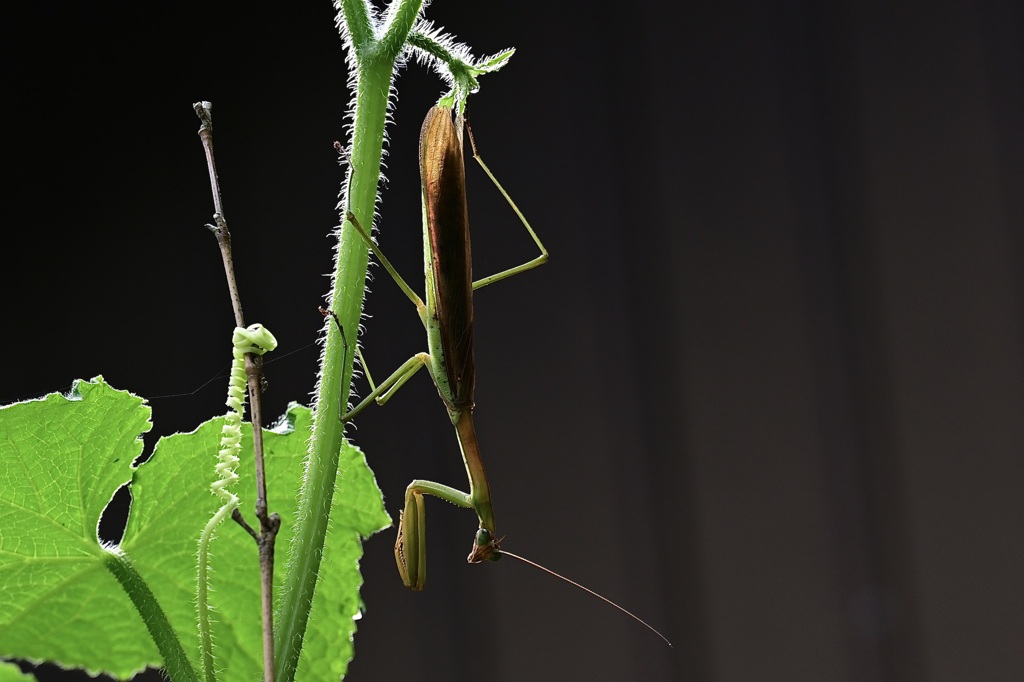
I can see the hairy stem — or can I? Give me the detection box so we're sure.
[272,2,422,680]
[104,547,199,682]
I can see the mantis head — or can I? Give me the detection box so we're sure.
[468,528,502,564]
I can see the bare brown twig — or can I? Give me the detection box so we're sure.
[194,100,278,682]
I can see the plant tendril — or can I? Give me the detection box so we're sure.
[196,324,278,682]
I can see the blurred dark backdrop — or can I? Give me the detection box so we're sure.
[4,1,1022,681]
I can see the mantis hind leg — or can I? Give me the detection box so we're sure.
[463,122,549,291]
[345,210,425,310]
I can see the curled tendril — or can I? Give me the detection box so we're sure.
[197,323,277,682]
[213,324,279,506]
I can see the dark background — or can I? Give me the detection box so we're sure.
[5,1,1023,681]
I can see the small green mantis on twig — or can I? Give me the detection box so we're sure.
[337,104,671,647]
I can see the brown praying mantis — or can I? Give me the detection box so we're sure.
[334,104,670,647]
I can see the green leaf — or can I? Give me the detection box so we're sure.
[1,380,389,681]
[0,378,158,677]
[473,48,515,75]
[0,662,35,681]
[126,405,389,680]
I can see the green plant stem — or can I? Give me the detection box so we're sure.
[271,2,421,680]
[103,546,199,682]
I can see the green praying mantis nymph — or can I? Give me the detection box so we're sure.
[336,105,670,647]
